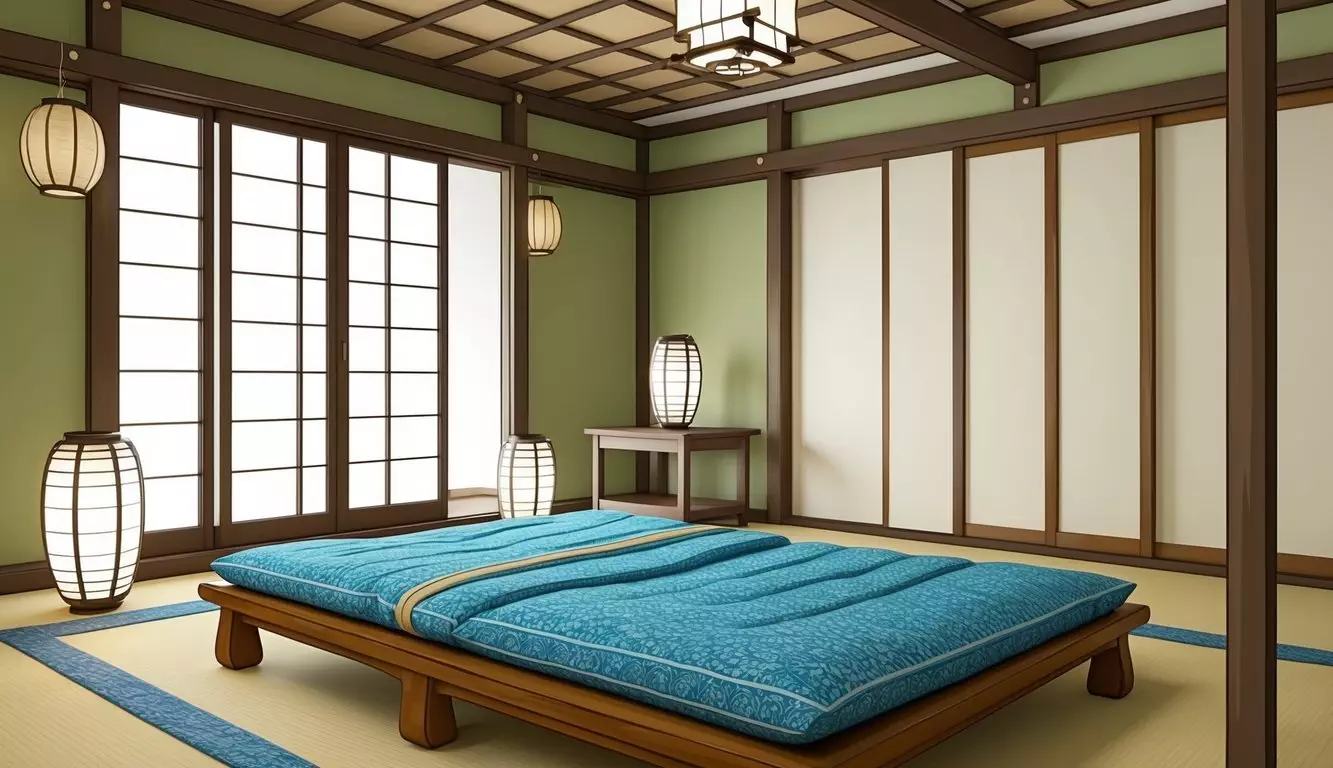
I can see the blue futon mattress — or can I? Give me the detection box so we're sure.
[213,511,1134,744]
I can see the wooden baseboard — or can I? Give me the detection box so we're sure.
[1055,532,1141,557]
[781,515,1333,591]
[1156,541,1227,566]
[964,524,1046,545]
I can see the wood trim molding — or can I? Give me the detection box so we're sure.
[951,147,967,537]
[1138,116,1157,558]
[1055,532,1140,558]
[787,517,1333,590]
[1156,542,1228,566]
[964,523,1047,546]
[506,96,531,435]
[766,103,794,525]
[1043,134,1060,548]
[881,159,892,529]
[635,140,652,492]
[646,54,1333,194]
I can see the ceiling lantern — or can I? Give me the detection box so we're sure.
[676,0,798,77]
[527,195,563,257]
[20,97,107,199]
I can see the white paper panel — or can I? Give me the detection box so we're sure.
[887,152,953,533]
[967,147,1045,531]
[1156,119,1226,548]
[792,168,883,524]
[1058,134,1141,539]
[1279,102,1333,559]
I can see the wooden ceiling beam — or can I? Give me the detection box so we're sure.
[360,0,490,48]
[437,0,623,66]
[828,0,1037,84]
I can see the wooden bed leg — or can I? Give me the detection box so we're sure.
[215,608,264,670]
[1086,635,1135,699]
[399,670,457,749]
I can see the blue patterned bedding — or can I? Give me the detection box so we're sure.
[213,511,1135,744]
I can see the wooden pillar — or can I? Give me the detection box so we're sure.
[1225,1,1278,765]
[636,139,652,492]
[504,94,530,435]
[765,101,792,523]
[85,0,121,433]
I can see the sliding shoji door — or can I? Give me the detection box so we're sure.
[1155,116,1226,553]
[1277,100,1333,564]
[965,142,1046,540]
[217,114,335,547]
[885,152,955,533]
[1056,128,1141,548]
[340,140,448,531]
[118,96,213,558]
[791,168,883,523]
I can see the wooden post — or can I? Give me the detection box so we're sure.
[636,139,652,492]
[504,94,530,435]
[85,0,122,434]
[1225,1,1278,765]
[766,101,792,524]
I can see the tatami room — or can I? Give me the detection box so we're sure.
[0,1,1328,766]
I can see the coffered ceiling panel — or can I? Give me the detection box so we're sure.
[437,4,532,41]
[304,3,401,37]
[205,0,1182,126]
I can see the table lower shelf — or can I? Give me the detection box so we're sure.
[595,493,746,524]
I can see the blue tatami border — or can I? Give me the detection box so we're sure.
[3,600,1333,768]
[0,600,313,768]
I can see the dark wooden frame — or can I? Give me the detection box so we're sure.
[201,581,1148,768]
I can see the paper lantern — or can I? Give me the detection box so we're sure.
[650,334,703,429]
[497,435,556,518]
[528,195,563,257]
[41,432,144,613]
[676,0,798,76]
[19,98,107,199]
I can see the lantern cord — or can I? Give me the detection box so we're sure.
[56,42,66,98]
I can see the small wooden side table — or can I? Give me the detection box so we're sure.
[585,426,761,525]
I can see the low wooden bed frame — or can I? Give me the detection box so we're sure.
[200,582,1148,768]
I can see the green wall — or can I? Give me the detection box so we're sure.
[0,0,82,43]
[122,10,500,140]
[530,186,638,502]
[0,74,87,566]
[1043,4,1333,103]
[793,76,1013,148]
[651,182,768,508]
[650,120,767,172]
[529,115,637,171]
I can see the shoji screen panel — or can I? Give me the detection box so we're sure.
[1057,132,1141,541]
[966,146,1045,535]
[1156,118,1226,550]
[219,117,334,547]
[1278,101,1333,560]
[886,153,953,533]
[792,168,883,523]
[117,100,210,556]
[344,144,446,530]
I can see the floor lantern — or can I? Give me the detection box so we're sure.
[40,432,144,613]
[497,435,556,518]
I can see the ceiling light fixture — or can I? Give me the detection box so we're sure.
[675,0,798,77]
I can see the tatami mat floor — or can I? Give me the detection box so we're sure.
[2,522,1331,767]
